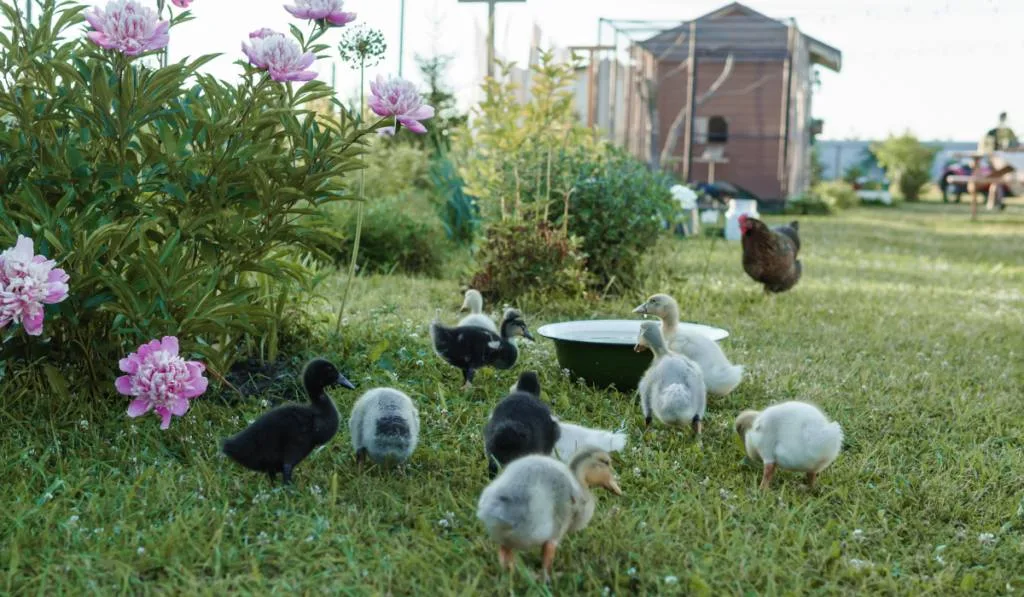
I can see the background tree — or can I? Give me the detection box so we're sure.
[871,132,939,201]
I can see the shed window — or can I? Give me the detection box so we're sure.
[708,116,728,143]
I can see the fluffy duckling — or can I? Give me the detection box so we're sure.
[349,387,420,467]
[504,374,628,464]
[635,321,706,434]
[476,447,622,581]
[551,420,627,464]
[429,307,534,389]
[735,401,843,490]
[221,358,354,484]
[633,293,744,396]
[484,371,560,477]
[458,288,498,333]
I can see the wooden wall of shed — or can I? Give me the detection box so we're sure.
[785,32,814,198]
[652,58,787,199]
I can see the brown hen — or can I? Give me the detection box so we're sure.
[738,214,801,294]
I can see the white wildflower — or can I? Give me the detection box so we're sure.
[847,558,872,570]
[664,575,679,584]
[852,529,864,541]
[136,547,145,555]
[978,532,997,546]
[78,419,89,430]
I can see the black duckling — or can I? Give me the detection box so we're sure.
[429,307,534,389]
[221,358,355,484]
[483,371,560,478]
[349,387,420,468]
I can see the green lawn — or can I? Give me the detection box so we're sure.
[3,202,1023,595]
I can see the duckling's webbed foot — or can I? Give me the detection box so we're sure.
[461,368,476,390]
[355,448,368,470]
[691,415,703,435]
[498,545,515,572]
[644,415,652,429]
[282,463,294,485]
[540,541,558,582]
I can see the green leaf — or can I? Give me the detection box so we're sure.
[43,364,71,402]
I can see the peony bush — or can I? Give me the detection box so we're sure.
[0,0,431,414]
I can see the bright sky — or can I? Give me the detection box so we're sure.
[72,0,1024,141]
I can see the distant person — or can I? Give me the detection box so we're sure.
[980,112,1019,153]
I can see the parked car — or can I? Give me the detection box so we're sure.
[938,158,1013,203]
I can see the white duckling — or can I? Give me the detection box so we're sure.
[635,321,707,434]
[349,388,420,467]
[551,419,627,464]
[505,376,629,463]
[734,401,843,490]
[476,447,622,581]
[457,289,498,333]
[633,293,744,396]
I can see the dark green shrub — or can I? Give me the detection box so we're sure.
[784,195,833,215]
[329,196,448,277]
[357,137,431,199]
[0,1,381,394]
[471,220,590,302]
[556,147,678,291]
[430,157,480,245]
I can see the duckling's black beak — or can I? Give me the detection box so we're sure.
[523,330,535,341]
[632,304,648,315]
[336,374,356,390]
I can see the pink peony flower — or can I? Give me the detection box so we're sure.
[241,33,317,82]
[84,0,170,57]
[170,0,191,8]
[284,0,356,26]
[0,235,70,336]
[117,336,208,430]
[249,28,282,40]
[368,75,435,134]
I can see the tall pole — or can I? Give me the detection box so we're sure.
[397,0,406,77]
[458,0,523,80]
[331,62,337,114]
[486,0,496,79]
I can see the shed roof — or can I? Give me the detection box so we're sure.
[637,2,842,72]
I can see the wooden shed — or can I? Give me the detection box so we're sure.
[607,2,842,203]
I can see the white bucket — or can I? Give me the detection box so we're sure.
[724,199,759,241]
